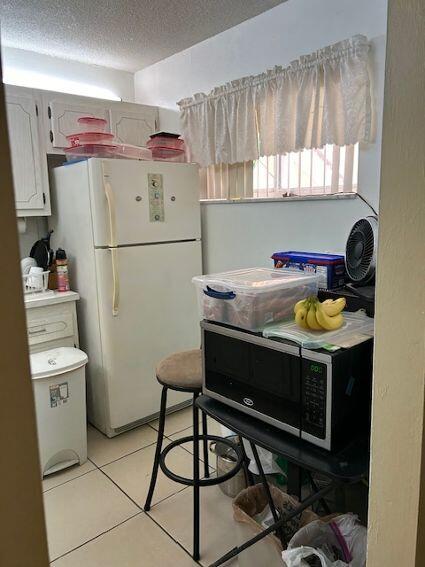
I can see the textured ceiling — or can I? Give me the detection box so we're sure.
[0,0,285,72]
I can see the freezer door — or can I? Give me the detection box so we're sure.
[94,240,202,430]
[88,159,201,247]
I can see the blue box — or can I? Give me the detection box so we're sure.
[272,251,346,290]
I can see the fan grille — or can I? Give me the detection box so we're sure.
[346,218,376,283]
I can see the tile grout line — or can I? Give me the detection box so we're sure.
[94,432,188,469]
[49,510,143,564]
[49,414,215,565]
[47,461,197,562]
[43,469,94,494]
[96,467,204,565]
[92,438,159,468]
[144,506,204,567]
[99,459,192,510]
[97,466,144,511]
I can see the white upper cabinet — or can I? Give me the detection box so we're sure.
[42,93,111,152]
[109,103,158,147]
[4,85,158,216]
[42,93,159,153]
[5,86,50,216]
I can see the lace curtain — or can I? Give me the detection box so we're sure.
[178,35,371,168]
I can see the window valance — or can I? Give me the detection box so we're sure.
[177,35,371,167]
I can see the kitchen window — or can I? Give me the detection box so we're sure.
[200,144,358,201]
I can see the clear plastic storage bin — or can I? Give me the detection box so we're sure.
[192,268,319,331]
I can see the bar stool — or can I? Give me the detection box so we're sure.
[144,349,245,561]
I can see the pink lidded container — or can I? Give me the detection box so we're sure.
[66,131,115,147]
[77,116,108,132]
[113,144,152,160]
[150,148,186,162]
[64,143,152,161]
[147,132,186,162]
[147,135,185,152]
[64,143,119,160]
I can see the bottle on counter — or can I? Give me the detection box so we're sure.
[56,248,70,292]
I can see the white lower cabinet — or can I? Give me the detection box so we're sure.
[25,292,80,353]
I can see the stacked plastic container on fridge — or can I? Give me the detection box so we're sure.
[64,117,152,160]
[147,132,186,162]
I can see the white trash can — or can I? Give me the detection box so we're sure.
[30,347,88,477]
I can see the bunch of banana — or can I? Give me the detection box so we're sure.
[294,296,346,331]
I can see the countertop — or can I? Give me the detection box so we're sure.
[24,290,80,309]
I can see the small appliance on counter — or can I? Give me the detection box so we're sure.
[344,216,378,304]
[202,321,373,452]
[29,230,54,271]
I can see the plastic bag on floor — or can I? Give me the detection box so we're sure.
[283,513,367,567]
[282,546,347,566]
[243,440,282,474]
[331,514,367,567]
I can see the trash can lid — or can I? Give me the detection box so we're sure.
[30,347,88,380]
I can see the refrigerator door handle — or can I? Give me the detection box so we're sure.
[103,179,117,248]
[109,247,120,316]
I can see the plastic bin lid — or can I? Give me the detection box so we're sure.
[193,267,319,293]
[30,347,88,380]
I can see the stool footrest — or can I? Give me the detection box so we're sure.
[160,434,244,488]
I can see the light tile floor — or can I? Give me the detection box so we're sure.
[43,408,241,566]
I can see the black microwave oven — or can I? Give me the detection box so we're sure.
[201,321,373,452]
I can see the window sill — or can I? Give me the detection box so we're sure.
[200,193,358,205]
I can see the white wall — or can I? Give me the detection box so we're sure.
[1,46,135,102]
[135,0,387,273]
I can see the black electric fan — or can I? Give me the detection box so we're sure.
[345,216,378,301]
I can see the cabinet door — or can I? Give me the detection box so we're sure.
[46,95,110,150]
[109,103,158,147]
[5,91,46,211]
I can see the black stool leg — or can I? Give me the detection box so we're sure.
[201,411,210,479]
[144,385,168,512]
[249,442,284,545]
[239,437,254,486]
[193,393,201,561]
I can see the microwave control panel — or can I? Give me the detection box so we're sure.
[302,360,327,439]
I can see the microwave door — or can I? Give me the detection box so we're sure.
[203,326,302,436]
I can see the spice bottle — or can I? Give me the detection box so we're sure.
[56,248,70,292]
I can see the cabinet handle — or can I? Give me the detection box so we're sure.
[50,130,54,143]
[28,327,47,335]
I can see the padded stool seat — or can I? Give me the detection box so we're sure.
[156,349,202,390]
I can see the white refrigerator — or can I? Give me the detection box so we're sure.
[50,158,202,437]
